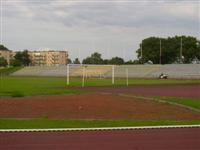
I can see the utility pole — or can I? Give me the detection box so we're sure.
[160,39,162,64]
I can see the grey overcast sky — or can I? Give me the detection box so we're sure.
[1,0,200,61]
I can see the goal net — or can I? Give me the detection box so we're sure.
[66,64,115,86]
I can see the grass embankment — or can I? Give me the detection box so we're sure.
[0,67,22,76]
[0,119,199,129]
[152,96,200,110]
[1,76,200,97]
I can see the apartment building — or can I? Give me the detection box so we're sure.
[29,50,68,66]
[0,49,68,66]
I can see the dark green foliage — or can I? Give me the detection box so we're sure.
[13,50,31,66]
[67,58,72,64]
[73,58,81,64]
[108,57,124,65]
[137,36,200,64]
[82,52,126,65]
[125,60,140,64]
[103,59,109,64]
[82,52,104,64]
[0,57,8,67]
[0,45,9,50]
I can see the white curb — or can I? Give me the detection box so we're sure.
[0,125,200,132]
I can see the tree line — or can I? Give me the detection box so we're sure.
[0,46,31,67]
[68,52,138,65]
[1,35,200,67]
[136,36,200,64]
[69,36,200,65]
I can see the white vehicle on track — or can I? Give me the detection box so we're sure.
[159,73,168,79]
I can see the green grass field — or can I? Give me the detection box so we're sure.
[1,76,200,97]
[0,119,200,129]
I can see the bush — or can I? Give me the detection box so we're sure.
[0,57,8,67]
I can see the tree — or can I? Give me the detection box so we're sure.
[125,60,140,64]
[103,59,109,64]
[73,58,80,64]
[67,58,72,64]
[14,50,31,66]
[136,36,200,64]
[0,45,9,51]
[0,57,8,67]
[179,36,200,63]
[137,37,162,64]
[108,57,124,65]
[82,52,104,64]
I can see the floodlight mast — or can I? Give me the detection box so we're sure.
[140,41,143,64]
[180,37,183,63]
[0,0,3,44]
[160,39,162,64]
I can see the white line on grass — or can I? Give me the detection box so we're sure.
[0,125,200,132]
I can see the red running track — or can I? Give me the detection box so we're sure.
[78,84,200,98]
[0,127,200,150]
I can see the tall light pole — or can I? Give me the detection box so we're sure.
[160,39,162,64]
[140,41,143,64]
[180,37,183,63]
[0,0,3,44]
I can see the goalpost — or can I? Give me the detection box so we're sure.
[67,64,69,85]
[66,64,115,87]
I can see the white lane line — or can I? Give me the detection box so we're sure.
[0,125,200,132]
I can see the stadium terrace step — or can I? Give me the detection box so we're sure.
[11,64,200,79]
